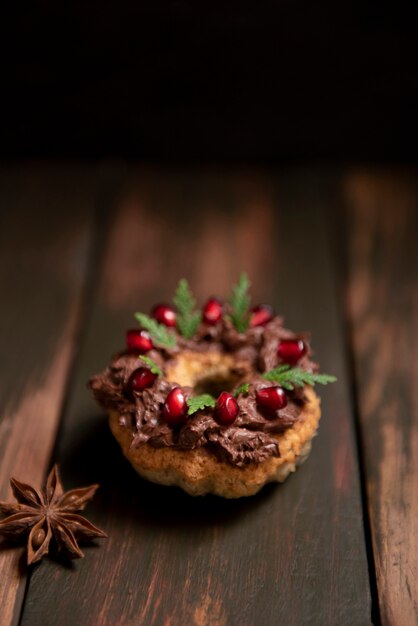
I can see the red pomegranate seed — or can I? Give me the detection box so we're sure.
[256,386,288,413]
[151,303,176,327]
[214,391,239,426]
[126,329,154,353]
[277,339,307,365]
[250,304,273,327]
[127,367,157,396]
[203,297,223,325]
[162,387,188,426]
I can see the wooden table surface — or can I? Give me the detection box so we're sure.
[0,163,416,626]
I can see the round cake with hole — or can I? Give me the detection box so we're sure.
[89,275,336,498]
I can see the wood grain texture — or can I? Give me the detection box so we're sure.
[19,168,371,626]
[0,165,97,626]
[343,169,418,626]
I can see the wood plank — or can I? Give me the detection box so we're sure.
[21,168,371,625]
[342,168,418,626]
[0,164,98,626]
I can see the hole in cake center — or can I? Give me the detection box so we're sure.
[193,373,238,397]
[165,350,248,395]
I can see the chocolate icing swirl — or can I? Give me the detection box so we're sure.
[89,317,318,467]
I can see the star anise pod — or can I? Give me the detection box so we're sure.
[0,465,107,564]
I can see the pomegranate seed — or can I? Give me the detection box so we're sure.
[203,297,223,325]
[151,303,176,327]
[250,304,273,327]
[126,329,154,353]
[256,386,288,413]
[277,339,307,365]
[127,367,157,396]
[162,387,188,426]
[214,391,239,426]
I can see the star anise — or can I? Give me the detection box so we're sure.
[0,465,107,564]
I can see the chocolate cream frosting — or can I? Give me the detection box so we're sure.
[89,317,318,467]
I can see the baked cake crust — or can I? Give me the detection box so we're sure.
[108,386,320,498]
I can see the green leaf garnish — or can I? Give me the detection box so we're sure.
[173,279,202,339]
[228,272,251,333]
[138,355,163,376]
[233,383,250,397]
[262,365,337,390]
[134,313,176,348]
[187,394,216,415]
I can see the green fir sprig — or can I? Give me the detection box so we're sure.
[134,313,176,349]
[173,279,202,339]
[228,272,251,333]
[262,365,337,390]
[138,355,163,376]
[233,383,250,397]
[187,394,216,415]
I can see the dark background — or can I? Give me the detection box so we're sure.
[2,1,417,163]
